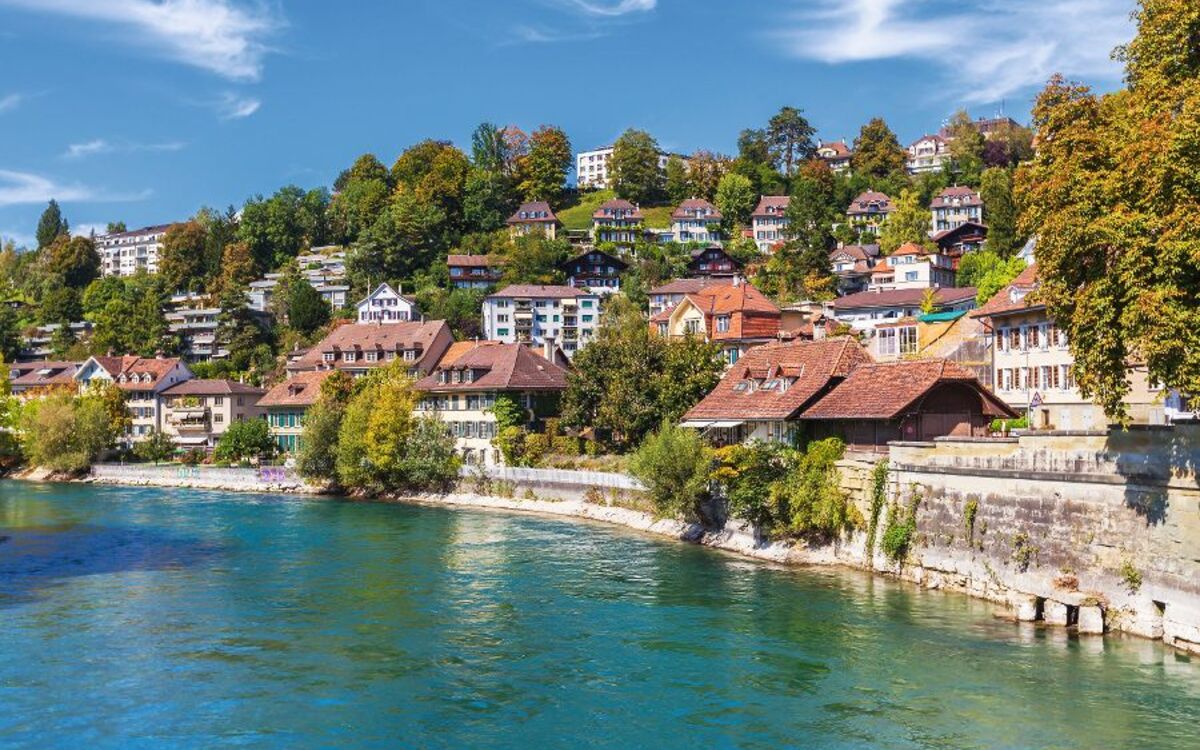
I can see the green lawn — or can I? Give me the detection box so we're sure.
[556,189,674,231]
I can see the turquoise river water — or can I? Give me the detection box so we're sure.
[0,481,1197,749]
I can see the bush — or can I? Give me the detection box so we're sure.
[18,388,124,474]
[493,425,529,466]
[865,459,890,555]
[629,423,712,521]
[773,438,859,540]
[990,415,1029,432]
[181,448,205,466]
[134,429,177,464]
[711,441,790,529]
[214,418,275,463]
[881,487,923,563]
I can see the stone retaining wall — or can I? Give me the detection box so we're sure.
[90,463,312,493]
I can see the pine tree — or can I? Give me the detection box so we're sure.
[36,200,68,249]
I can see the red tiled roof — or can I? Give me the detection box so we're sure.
[683,338,872,421]
[290,320,451,373]
[890,242,929,258]
[415,342,569,393]
[818,141,852,158]
[592,199,644,221]
[488,284,591,299]
[847,191,894,215]
[909,133,947,147]
[688,282,779,316]
[802,360,1015,420]
[831,287,978,311]
[102,356,186,391]
[447,254,505,268]
[258,370,336,408]
[671,198,722,221]
[752,195,790,218]
[9,361,79,389]
[160,379,266,397]
[506,201,559,225]
[829,244,880,263]
[931,186,983,209]
[649,278,725,296]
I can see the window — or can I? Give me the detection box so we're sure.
[365,351,378,363]
[497,328,509,337]
[725,348,739,365]
[904,271,918,282]
[878,328,897,356]
[214,396,224,406]
[344,352,356,363]
[403,350,416,362]
[899,326,918,355]
[684,319,701,335]
[214,413,224,423]
[715,315,730,333]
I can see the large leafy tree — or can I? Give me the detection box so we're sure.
[756,174,837,302]
[159,220,208,293]
[329,154,391,244]
[46,234,100,289]
[878,189,931,255]
[499,233,570,286]
[36,200,68,249]
[1016,0,1200,420]
[979,167,1019,256]
[288,277,331,335]
[766,106,817,178]
[390,139,470,244]
[239,186,329,272]
[852,118,908,181]
[731,128,785,196]
[715,172,757,234]
[518,125,572,202]
[945,110,986,186]
[463,167,517,234]
[347,191,447,289]
[609,129,664,205]
[664,155,690,204]
[686,150,730,202]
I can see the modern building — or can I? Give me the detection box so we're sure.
[816,141,853,173]
[506,201,561,239]
[447,254,505,289]
[650,280,781,366]
[96,224,173,277]
[687,245,742,280]
[576,146,681,190]
[287,319,453,377]
[867,243,957,291]
[931,186,984,231]
[828,286,978,332]
[671,199,723,244]
[75,355,193,441]
[846,191,894,233]
[591,198,644,247]
[907,134,950,174]
[559,249,627,295]
[939,115,1023,140]
[415,341,570,466]
[159,379,267,452]
[257,370,336,454]
[356,282,418,324]
[166,294,224,362]
[751,196,790,253]
[646,278,725,318]
[482,285,602,358]
[829,244,882,295]
[18,321,93,362]
[247,275,349,315]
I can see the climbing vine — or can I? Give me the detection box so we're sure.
[865,459,889,556]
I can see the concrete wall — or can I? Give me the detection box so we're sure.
[92,463,309,493]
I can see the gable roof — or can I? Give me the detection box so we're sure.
[160,379,266,397]
[558,248,629,272]
[802,360,1016,420]
[9,361,79,390]
[257,370,336,408]
[818,141,852,158]
[89,355,186,391]
[847,191,894,215]
[671,198,722,220]
[831,286,978,311]
[683,338,873,421]
[686,282,779,317]
[829,244,880,262]
[593,198,643,220]
[290,320,450,372]
[649,278,726,296]
[752,196,790,218]
[507,201,559,225]
[447,253,505,268]
[414,342,569,393]
[931,186,983,208]
[487,284,591,299]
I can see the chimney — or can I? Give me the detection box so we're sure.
[543,335,556,362]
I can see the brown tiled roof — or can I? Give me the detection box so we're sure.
[909,133,947,147]
[161,379,266,397]
[752,196,790,218]
[818,141,852,158]
[488,284,590,299]
[687,282,779,317]
[847,191,894,215]
[671,198,722,220]
[258,371,335,408]
[415,342,569,393]
[802,360,1015,420]
[649,278,725,296]
[592,198,643,221]
[290,320,450,372]
[683,338,872,421]
[829,244,880,262]
[972,263,1041,319]
[931,186,983,209]
[10,361,79,389]
[447,254,505,268]
[506,201,559,225]
[105,356,186,391]
[890,242,930,258]
[831,287,978,311]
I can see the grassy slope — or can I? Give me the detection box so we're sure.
[557,189,673,230]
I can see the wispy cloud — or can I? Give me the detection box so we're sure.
[62,138,187,159]
[553,0,655,17]
[214,92,261,119]
[0,169,150,207]
[774,0,1132,103]
[509,0,655,45]
[0,0,283,81]
[0,93,24,114]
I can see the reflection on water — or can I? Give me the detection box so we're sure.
[0,481,1197,750]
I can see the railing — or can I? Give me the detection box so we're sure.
[462,465,645,491]
[92,463,304,489]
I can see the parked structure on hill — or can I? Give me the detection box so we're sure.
[671,199,723,244]
[356,282,418,324]
[591,198,644,248]
[931,186,984,231]
[650,280,780,366]
[646,278,725,318]
[258,370,335,454]
[288,319,452,377]
[867,243,957,291]
[829,244,882,295]
[907,134,950,174]
[447,254,505,289]
[76,355,193,441]
[559,249,627,295]
[751,195,790,253]
[816,141,852,173]
[846,191,894,233]
[507,201,561,239]
[575,146,682,190]
[687,245,742,281]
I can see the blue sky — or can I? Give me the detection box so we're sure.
[0,0,1135,247]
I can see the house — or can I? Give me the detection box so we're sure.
[415,341,570,466]
[651,280,781,366]
[356,282,418,324]
[939,115,1022,140]
[681,337,1015,452]
[816,140,852,173]
[95,223,174,277]
[257,370,335,453]
[671,199,723,244]
[447,254,505,289]
[8,361,80,397]
[75,355,193,441]
[288,319,453,377]
[972,264,1166,428]
[559,249,627,295]
[687,245,742,280]
[159,379,267,452]
[751,196,790,253]
[846,191,894,233]
[507,201,561,240]
[592,198,644,247]
[931,186,984,231]
[932,222,989,256]
[828,244,881,295]
[907,134,950,174]
[481,285,601,358]
[829,286,978,332]
[246,270,349,315]
[576,146,682,190]
[647,278,725,318]
[867,243,957,291]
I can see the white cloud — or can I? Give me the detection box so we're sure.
[0,93,23,113]
[0,169,150,207]
[775,0,1132,103]
[555,0,655,16]
[63,138,186,159]
[0,0,282,81]
[214,92,261,119]
[0,229,35,248]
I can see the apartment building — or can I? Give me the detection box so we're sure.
[507,201,561,239]
[846,191,894,233]
[75,355,193,441]
[481,284,601,359]
[592,198,644,247]
[867,243,957,291]
[751,196,790,253]
[576,146,680,190]
[906,135,950,174]
[356,282,418,324]
[671,199,723,244]
[159,379,267,451]
[650,280,780,366]
[816,141,852,173]
[96,224,173,277]
[447,254,505,289]
[829,244,881,295]
[287,319,453,377]
[166,294,224,362]
[931,186,984,231]
[18,321,92,362]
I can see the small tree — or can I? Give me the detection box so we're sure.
[878,189,932,255]
[135,429,177,464]
[397,415,462,491]
[629,424,712,522]
[214,418,275,463]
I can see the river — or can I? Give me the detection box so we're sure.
[0,482,1196,749]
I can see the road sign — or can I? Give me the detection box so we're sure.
[1030,391,1043,409]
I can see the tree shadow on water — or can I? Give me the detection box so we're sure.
[0,522,220,605]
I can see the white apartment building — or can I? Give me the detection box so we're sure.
[671,199,723,244]
[751,196,790,253]
[75,355,193,441]
[482,285,601,358]
[906,135,950,174]
[166,294,224,362]
[867,243,957,291]
[96,224,173,277]
[931,186,984,232]
[576,146,681,190]
[356,282,418,324]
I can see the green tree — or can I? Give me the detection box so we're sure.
[463,166,517,234]
[945,110,987,186]
[135,429,177,464]
[214,418,275,463]
[957,250,1026,304]
[609,129,664,205]
[46,234,100,289]
[714,172,757,234]
[390,139,470,243]
[217,283,271,373]
[518,125,572,202]
[36,200,68,249]
[19,386,123,473]
[664,155,690,204]
[629,423,713,521]
[685,150,730,202]
[239,186,328,272]
[878,189,931,255]
[348,192,447,289]
[106,221,127,233]
[500,233,570,286]
[767,106,817,178]
[756,175,837,302]
[215,241,257,296]
[852,118,908,180]
[979,167,1018,256]
[297,371,353,480]
[158,221,208,293]
[288,277,331,335]
[329,154,392,244]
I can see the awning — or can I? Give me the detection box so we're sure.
[174,436,210,446]
[681,420,745,429]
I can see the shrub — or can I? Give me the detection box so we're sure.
[181,448,205,466]
[629,423,712,521]
[494,426,529,466]
[711,441,790,529]
[214,418,275,463]
[881,487,922,563]
[18,388,124,474]
[1120,558,1143,594]
[865,460,889,556]
[135,429,177,464]
[963,497,979,543]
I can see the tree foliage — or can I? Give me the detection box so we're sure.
[979,167,1019,256]
[715,172,757,234]
[755,173,837,302]
[609,129,664,205]
[519,125,572,202]
[852,118,908,181]
[945,110,986,186]
[36,200,68,249]
[629,423,712,521]
[878,189,931,255]
[766,106,817,178]
[159,220,208,293]
[214,418,275,463]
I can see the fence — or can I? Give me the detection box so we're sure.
[91,463,304,490]
[462,465,645,491]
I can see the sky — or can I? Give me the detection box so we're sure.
[0,0,1136,248]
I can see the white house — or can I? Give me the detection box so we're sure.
[867,243,957,291]
[482,285,601,359]
[931,186,984,232]
[671,199,723,244]
[828,287,978,332]
[906,134,950,174]
[75,355,194,441]
[751,196,790,253]
[357,282,418,324]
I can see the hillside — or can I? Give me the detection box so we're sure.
[557,190,673,231]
